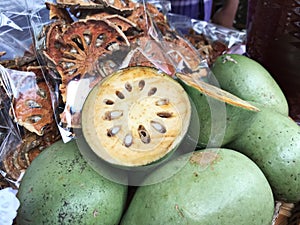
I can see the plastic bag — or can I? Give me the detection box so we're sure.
[0,0,60,182]
[0,0,49,60]
[167,13,246,57]
[0,72,22,164]
[27,0,210,142]
[0,62,61,183]
[0,187,20,225]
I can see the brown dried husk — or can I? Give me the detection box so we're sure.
[273,202,300,225]
[0,57,61,185]
[1,122,61,181]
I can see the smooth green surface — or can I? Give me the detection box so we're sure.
[121,149,274,225]
[16,140,127,225]
[211,54,289,115]
[228,106,300,202]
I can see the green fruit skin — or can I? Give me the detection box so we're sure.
[16,140,127,225]
[227,106,300,203]
[181,82,257,147]
[211,54,289,115]
[121,149,274,225]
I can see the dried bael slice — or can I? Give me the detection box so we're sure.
[2,123,61,181]
[162,31,203,73]
[43,21,69,69]
[101,0,135,15]
[122,36,176,75]
[127,3,166,33]
[59,19,129,83]
[184,30,228,66]
[56,0,105,9]
[88,13,140,38]
[46,2,74,23]
[81,67,191,167]
[13,81,53,136]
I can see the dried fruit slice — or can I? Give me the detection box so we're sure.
[56,0,105,9]
[53,19,130,102]
[13,82,53,136]
[46,2,74,22]
[81,67,191,167]
[184,31,228,66]
[127,3,166,32]
[101,0,135,15]
[43,21,69,68]
[163,33,203,72]
[89,13,138,32]
[122,36,175,75]
[2,123,61,181]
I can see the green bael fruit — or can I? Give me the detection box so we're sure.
[16,140,128,225]
[211,54,289,115]
[176,73,259,147]
[227,105,300,203]
[121,149,274,225]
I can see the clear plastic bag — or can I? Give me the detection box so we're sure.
[0,1,60,186]
[0,0,49,60]
[26,0,210,142]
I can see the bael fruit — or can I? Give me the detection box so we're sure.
[81,66,192,167]
[121,149,275,225]
[210,54,289,115]
[227,104,300,203]
[16,140,127,225]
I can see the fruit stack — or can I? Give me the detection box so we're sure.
[0,1,299,224]
[14,55,300,224]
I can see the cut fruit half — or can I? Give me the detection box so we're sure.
[81,67,191,167]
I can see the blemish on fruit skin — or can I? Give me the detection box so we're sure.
[175,204,185,218]
[93,210,99,217]
[189,151,220,169]
[222,55,238,64]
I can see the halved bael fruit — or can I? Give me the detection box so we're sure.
[81,67,191,167]
[176,72,259,147]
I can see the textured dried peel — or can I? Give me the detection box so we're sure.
[104,0,135,9]
[123,36,175,75]
[2,123,61,181]
[44,21,69,67]
[95,0,135,16]
[94,14,138,33]
[14,82,53,136]
[127,3,166,32]
[56,0,104,8]
[46,2,74,22]
[81,67,191,167]
[48,19,130,102]
[185,31,228,66]
[163,34,202,72]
